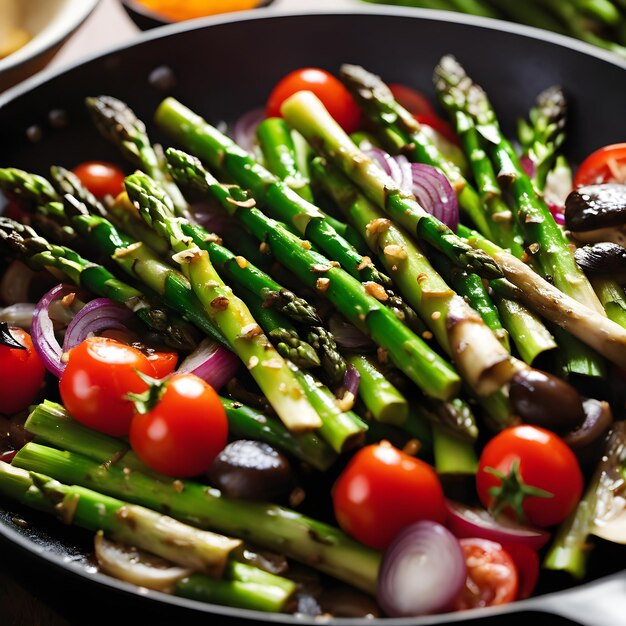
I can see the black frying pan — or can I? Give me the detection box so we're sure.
[1,7,626,625]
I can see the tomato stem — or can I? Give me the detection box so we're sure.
[486,459,553,523]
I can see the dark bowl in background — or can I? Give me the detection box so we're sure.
[1,7,626,626]
[119,0,275,30]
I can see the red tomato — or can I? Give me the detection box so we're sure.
[476,425,583,528]
[501,542,539,600]
[146,350,178,379]
[389,83,437,117]
[454,538,518,610]
[332,441,446,550]
[415,113,460,146]
[59,337,154,437]
[0,450,16,463]
[72,161,125,199]
[129,373,227,477]
[267,68,361,134]
[573,143,626,187]
[0,327,45,415]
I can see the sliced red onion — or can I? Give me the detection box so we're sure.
[365,148,459,231]
[377,520,466,617]
[520,155,536,178]
[31,283,76,378]
[341,363,360,399]
[0,303,36,329]
[328,315,374,350]
[410,163,459,232]
[177,338,239,390]
[446,500,550,550]
[231,108,265,154]
[62,298,134,353]
[548,203,566,226]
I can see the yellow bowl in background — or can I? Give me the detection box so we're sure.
[120,0,275,29]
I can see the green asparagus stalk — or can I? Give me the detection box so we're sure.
[0,167,229,347]
[154,97,392,288]
[338,64,497,242]
[495,298,557,365]
[544,422,626,578]
[304,323,347,387]
[242,294,320,369]
[125,172,321,433]
[516,85,567,193]
[13,443,381,594]
[486,0,568,33]
[165,148,461,401]
[347,354,408,426]
[428,247,510,352]
[432,424,478,476]
[434,55,603,314]
[26,399,337,474]
[0,217,197,350]
[86,95,191,219]
[279,90,502,280]
[310,157,515,398]
[590,277,626,331]
[257,117,315,202]
[0,461,241,576]
[459,225,626,369]
[179,222,322,327]
[232,295,365,453]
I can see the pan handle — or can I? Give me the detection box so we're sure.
[529,573,626,626]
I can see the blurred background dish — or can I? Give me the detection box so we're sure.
[0,0,100,92]
[361,0,626,61]
[120,0,275,30]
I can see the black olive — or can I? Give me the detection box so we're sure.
[208,440,294,501]
[565,184,626,232]
[563,399,613,466]
[574,242,626,280]
[509,369,585,432]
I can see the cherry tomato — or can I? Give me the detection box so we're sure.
[0,327,45,415]
[573,143,626,187]
[332,441,446,550]
[454,538,518,610]
[72,161,125,199]
[501,543,539,600]
[59,337,154,437]
[0,450,16,463]
[129,373,228,477]
[146,350,178,378]
[389,83,437,117]
[476,425,583,528]
[415,113,460,146]
[266,68,361,134]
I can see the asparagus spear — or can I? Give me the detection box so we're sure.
[165,148,461,401]
[459,225,626,369]
[338,64,497,242]
[0,167,230,347]
[544,422,626,578]
[14,442,381,594]
[310,157,516,398]
[0,461,240,575]
[0,217,197,350]
[279,90,502,280]
[347,354,408,425]
[154,97,392,288]
[590,277,626,330]
[434,55,604,315]
[517,85,567,193]
[257,117,315,202]
[86,95,191,219]
[125,172,321,432]
[27,399,337,474]
[242,294,320,369]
